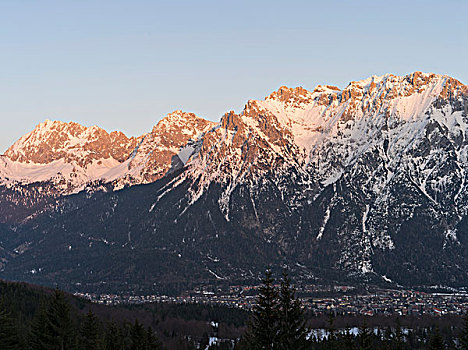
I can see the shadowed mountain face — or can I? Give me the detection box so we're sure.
[1,72,468,294]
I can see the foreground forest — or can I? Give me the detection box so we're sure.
[1,275,468,349]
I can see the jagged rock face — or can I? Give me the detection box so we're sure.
[5,120,139,166]
[181,104,309,221]
[1,72,468,293]
[0,112,215,205]
[123,110,216,185]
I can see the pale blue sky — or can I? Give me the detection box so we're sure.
[1,0,466,152]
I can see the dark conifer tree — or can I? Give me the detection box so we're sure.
[45,289,76,350]
[326,312,337,350]
[276,270,309,350]
[104,320,124,350]
[130,319,147,350]
[406,329,417,350]
[0,307,21,350]
[145,326,162,350]
[29,302,53,350]
[358,320,372,350]
[243,269,280,349]
[394,317,405,350]
[427,326,445,350]
[382,326,393,349]
[79,310,102,350]
[201,331,210,349]
[460,313,468,350]
[343,326,355,350]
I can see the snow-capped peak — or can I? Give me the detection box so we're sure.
[4,119,139,166]
[347,73,390,89]
[0,111,215,192]
[249,72,460,156]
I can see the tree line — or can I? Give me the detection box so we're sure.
[2,275,468,349]
[235,270,468,350]
[0,289,162,350]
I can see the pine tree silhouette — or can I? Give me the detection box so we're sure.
[45,289,76,350]
[145,326,162,350]
[394,317,405,350]
[243,269,280,349]
[0,307,20,350]
[326,312,337,350]
[29,302,51,350]
[276,270,309,350]
[343,326,355,350]
[29,290,76,350]
[460,313,468,350]
[427,326,445,350]
[130,319,147,350]
[104,320,124,350]
[358,319,372,350]
[79,310,102,350]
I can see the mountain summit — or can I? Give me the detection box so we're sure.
[0,111,214,191]
[5,119,138,166]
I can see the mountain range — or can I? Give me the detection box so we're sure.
[1,71,467,294]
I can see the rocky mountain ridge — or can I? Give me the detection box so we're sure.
[1,71,468,294]
[0,110,214,194]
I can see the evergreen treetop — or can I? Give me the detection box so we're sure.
[277,270,309,350]
[243,269,280,350]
